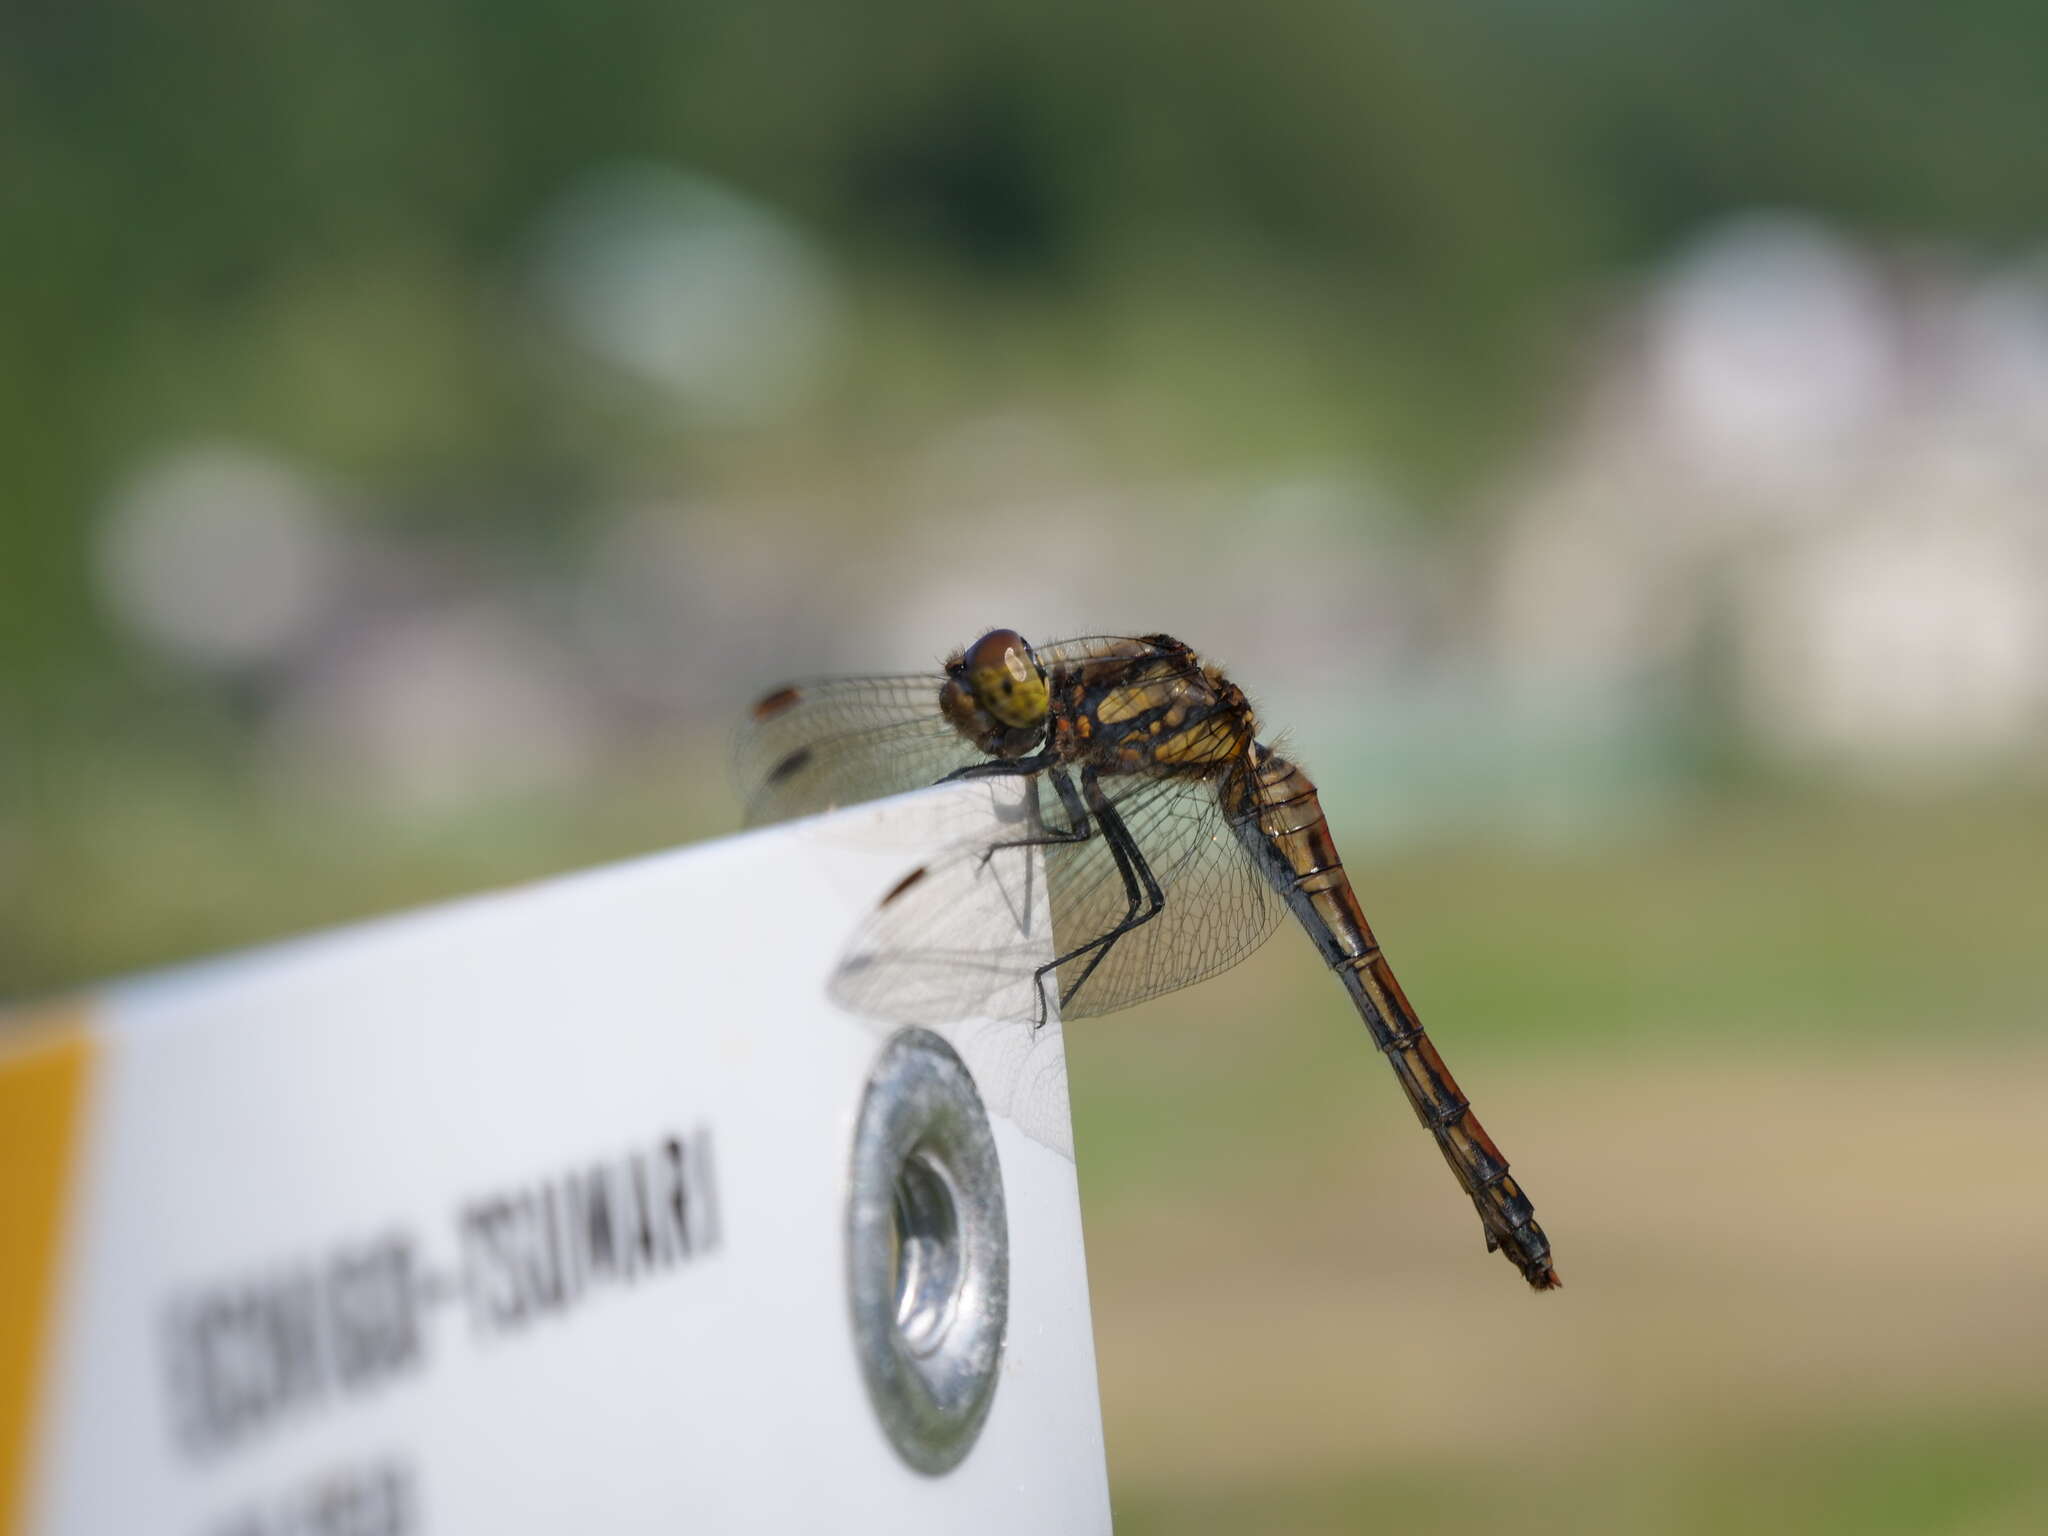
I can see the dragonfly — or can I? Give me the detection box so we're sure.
[738,629,1559,1291]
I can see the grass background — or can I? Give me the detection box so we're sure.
[1069,789,2048,1534]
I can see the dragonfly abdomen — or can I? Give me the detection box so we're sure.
[1234,745,1561,1291]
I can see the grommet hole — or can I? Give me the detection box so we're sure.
[890,1145,963,1356]
[848,1027,1007,1474]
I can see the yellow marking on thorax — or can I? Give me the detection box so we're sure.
[1152,717,1249,765]
[1091,669,1189,725]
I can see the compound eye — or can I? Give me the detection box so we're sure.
[964,628,1049,729]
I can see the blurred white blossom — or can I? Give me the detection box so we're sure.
[573,501,831,712]
[97,444,342,669]
[529,163,841,423]
[263,606,602,817]
[1647,213,1899,492]
[1491,212,2048,783]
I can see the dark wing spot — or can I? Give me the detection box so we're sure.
[882,867,928,905]
[752,686,803,720]
[766,747,813,785]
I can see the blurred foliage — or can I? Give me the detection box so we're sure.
[10,0,2048,674]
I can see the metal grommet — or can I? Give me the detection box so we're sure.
[847,1028,1009,1475]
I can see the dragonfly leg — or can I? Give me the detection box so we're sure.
[938,750,1057,784]
[1031,770,1167,1026]
[977,767,1092,869]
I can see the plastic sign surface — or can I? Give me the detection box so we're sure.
[1,785,1109,1536]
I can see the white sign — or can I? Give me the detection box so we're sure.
[10,786,1110,1534]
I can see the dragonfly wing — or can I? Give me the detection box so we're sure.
[829,771,1288,1026]
[1029,634,1178,668]
[1043,771,1289,1019]
[735,673,982,826]
[827,785,1057,1028]
[735,639,1187,826]
[826,782,1075,1156]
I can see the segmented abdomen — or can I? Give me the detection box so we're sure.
[1228,744,1560,1290]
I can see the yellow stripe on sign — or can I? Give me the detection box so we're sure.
[0,1006,96,1536]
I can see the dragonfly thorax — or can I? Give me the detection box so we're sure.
[1049,636,1258,777]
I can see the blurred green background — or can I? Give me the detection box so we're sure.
[5,4,2047,1531]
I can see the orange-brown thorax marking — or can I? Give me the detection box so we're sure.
[1050,648,1256,776]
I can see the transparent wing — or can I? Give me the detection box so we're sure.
[735,636,1193,827]
[735,673,978,827]
[825,781,1077,1156]
[829,770,1287,1028]
[1043,771,1289,1018]
[1030,634,1179,669]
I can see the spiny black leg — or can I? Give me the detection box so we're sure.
[941,752,1064,869]
[1030,770,1166,1023]
[1041,826,1137,1024]
[940,757,1086,892]
[1057,788,1165,1008]
[1037,811,1136,1021]
[1047,764,1090,837]
[981,766,1091,863]
[939,750,1057,784]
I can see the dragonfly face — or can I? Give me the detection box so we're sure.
[940,628,1050,759]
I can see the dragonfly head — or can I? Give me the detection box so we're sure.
[942,628,1049,755]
